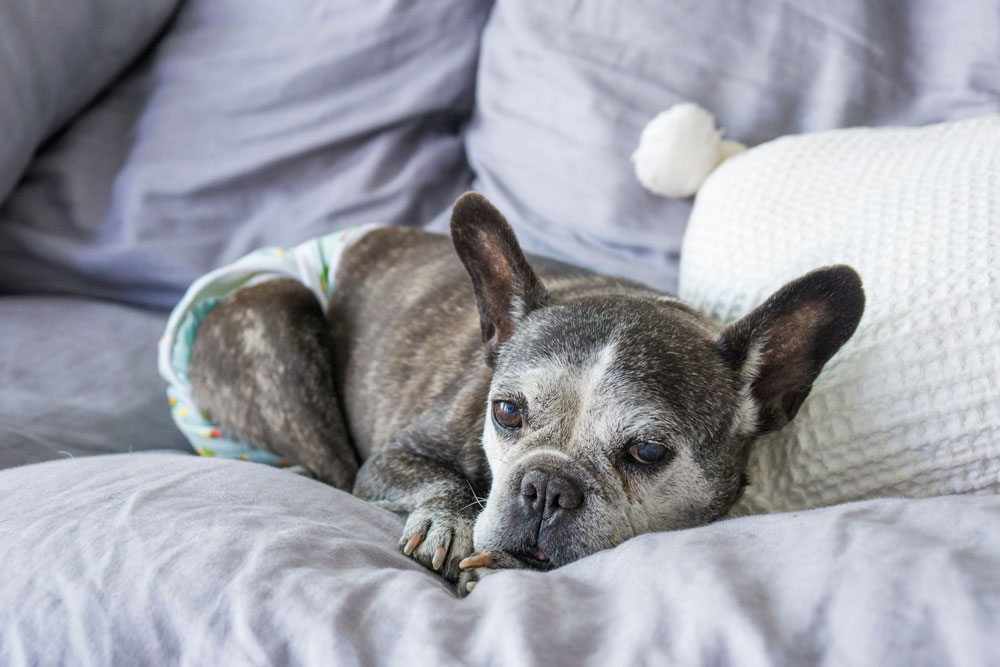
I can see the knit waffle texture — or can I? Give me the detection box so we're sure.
[679,116,1000,514]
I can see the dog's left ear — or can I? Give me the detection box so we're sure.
[715,265,865,434]
[450,192,550,352]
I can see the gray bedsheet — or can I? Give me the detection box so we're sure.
[1,453,998,666]
[0,297,187,470]
[0,454,1000,667]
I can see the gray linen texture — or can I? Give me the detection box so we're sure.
[1,453,998,666]
[0,0,491,307]
[0,0,180,202]
[0,297,188,470]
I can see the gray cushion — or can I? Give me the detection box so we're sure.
[461,0,1000,293]
[0,0,492,308]
[2,452,999,665]
[0,297,188,469]
[0,0,179,203]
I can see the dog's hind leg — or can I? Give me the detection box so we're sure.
[188,278,359,490]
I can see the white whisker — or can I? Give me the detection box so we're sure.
[465,478,487,509]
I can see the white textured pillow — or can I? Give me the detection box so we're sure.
[679,116,1000,515]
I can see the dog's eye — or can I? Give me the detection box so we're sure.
[628,442,671,465]
[492,400,522,430]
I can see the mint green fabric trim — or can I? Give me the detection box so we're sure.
[159,226,377,468]
[171,297,221,386]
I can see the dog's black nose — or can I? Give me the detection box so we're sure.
[520,469,584,516]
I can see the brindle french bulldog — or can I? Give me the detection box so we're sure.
[188,192,864,595]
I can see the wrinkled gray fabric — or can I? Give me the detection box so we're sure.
[1,453,998,666]
[4,1,999,303]
[0,297,188,469]
[459,0,1000,293]
[0,0,490,308]
[0,0,179,203]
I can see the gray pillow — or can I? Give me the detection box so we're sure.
[2,453,999,665]
[0,296,189,470]
[0,0,492,308]
[0,0,179,203]
[462,0,1000,293]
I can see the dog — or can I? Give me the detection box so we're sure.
[188,192,864,595]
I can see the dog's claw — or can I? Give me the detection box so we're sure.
[459,553,493,570]
[432,545,447,571]
[403,533,422,556]
[457,549,529,597]
[398,499,477,582]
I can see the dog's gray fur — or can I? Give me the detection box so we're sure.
[189,192,865,594]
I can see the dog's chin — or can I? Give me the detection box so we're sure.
[481,535,582,571]
[474,506,593,571]
[507,548,558,571]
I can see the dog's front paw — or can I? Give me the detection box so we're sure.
[456,550,525,596]
[400,498,476,582]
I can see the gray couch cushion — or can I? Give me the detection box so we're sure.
[0,0,492,308]
[461,0,1000,294]
[0,297,188,469]
[0,0,179,203]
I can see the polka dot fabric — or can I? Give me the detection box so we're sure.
[679,116,1000,514]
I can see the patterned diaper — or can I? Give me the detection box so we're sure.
[157,225,378,466]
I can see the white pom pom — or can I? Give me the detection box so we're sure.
[631,103,746,198]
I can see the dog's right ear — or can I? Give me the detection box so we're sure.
[450,192,550,352]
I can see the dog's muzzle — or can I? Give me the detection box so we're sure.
[497,463,589,569]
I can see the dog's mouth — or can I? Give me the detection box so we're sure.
[509,548,556,571]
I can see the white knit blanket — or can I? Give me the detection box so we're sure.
[679,115,1000,514]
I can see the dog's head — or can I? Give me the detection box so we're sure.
[450,192,864,570]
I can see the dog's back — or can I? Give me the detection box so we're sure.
[326,226,658,476]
